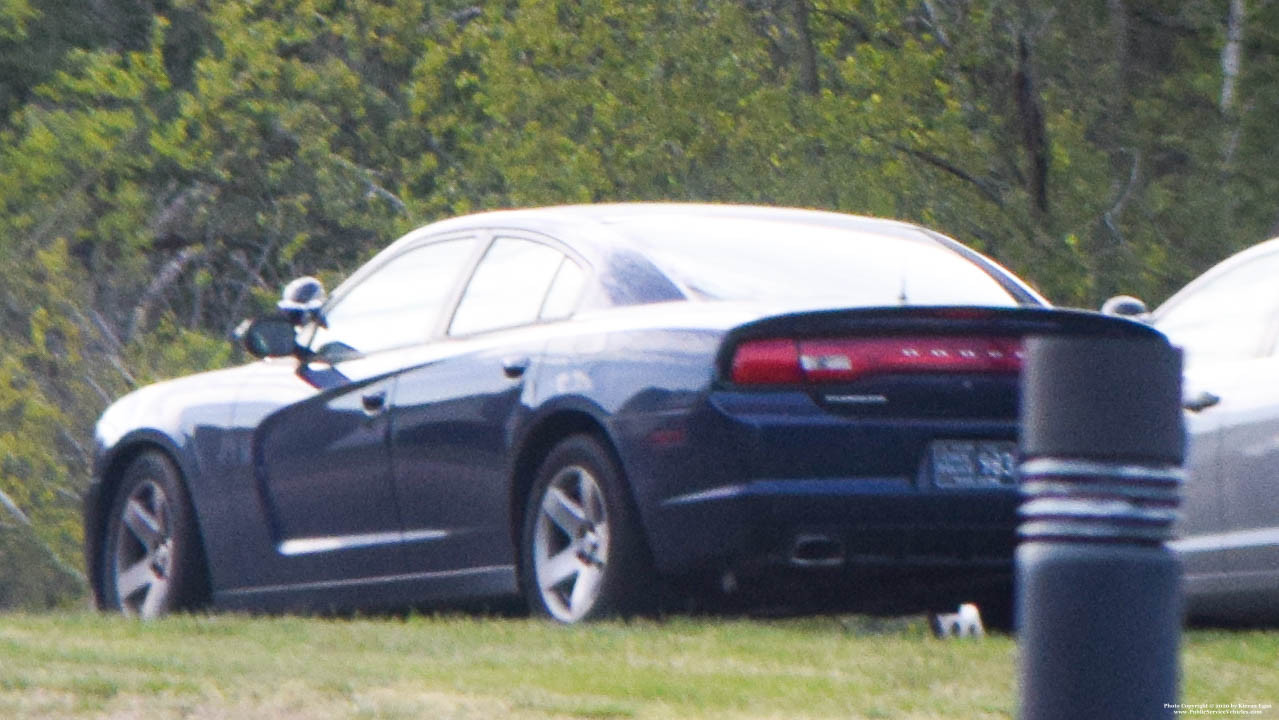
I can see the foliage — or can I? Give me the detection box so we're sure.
[0,0,1277,604]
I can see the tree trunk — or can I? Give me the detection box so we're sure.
[791,0,820,95]
[1220,0,1245,171]
[1014,34,1049,215]
[1220,0,1244,115]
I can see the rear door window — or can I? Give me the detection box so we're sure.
[449,237,583,336]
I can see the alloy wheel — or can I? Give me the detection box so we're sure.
[531,464,612,622]
[112,478,176,619]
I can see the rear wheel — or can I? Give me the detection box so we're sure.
[520,435,653,622]
[976,592,1015,634]
[101,451,207,618]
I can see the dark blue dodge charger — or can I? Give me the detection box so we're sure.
[85,203,1135,622]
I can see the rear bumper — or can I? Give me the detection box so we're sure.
[649,478,1018,613]
[656,477,1018,569]
[618,390,1020,602]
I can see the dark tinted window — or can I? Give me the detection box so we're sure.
[313,238,475,354]
[615,217,1020,307]
[449,238,569,336]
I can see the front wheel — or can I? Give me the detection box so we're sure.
[520,435,653,622]
[101,451,207,618]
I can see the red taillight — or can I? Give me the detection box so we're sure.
[731,339,804,385]
[731,336,1023,385]
[800,336,1023,382]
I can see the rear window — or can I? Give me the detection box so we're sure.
[614,217,1021,307]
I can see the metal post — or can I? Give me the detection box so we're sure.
[1017,334,1184,720]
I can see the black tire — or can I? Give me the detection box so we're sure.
[519,435,654,622]
[100,451,207,618]
[977,592,1016,634]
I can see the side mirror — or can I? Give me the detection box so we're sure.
[1100,295,1149,319]
[237,316,299,359]
[277,276,327,326]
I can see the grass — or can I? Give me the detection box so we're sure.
[0,612,1275,719]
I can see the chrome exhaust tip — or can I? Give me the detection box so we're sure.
[789,534,845,567]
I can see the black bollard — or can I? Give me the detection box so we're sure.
[1017,334,1184,720]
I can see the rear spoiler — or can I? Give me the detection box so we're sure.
[716,306,1163,384]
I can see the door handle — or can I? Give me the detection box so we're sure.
[1183,390,1220,413]
[501,356,530,379]
[361,389,388,416]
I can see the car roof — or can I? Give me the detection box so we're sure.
[409,202,939,251]
[363,203,1046,308]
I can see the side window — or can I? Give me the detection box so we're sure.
[312,238,475,355]
[1156,250,1279,365]
[540,258,587,321]
[449,238,580,336]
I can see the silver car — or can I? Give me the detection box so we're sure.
[1119,238,1279,623]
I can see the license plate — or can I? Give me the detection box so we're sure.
[929,440,1018,488]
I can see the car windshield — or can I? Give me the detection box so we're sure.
[1153,243,1279,366]
[614,216,1022,307]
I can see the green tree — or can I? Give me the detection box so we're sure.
[2,0,1279,606]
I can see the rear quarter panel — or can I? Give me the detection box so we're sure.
[521,305,750,554]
